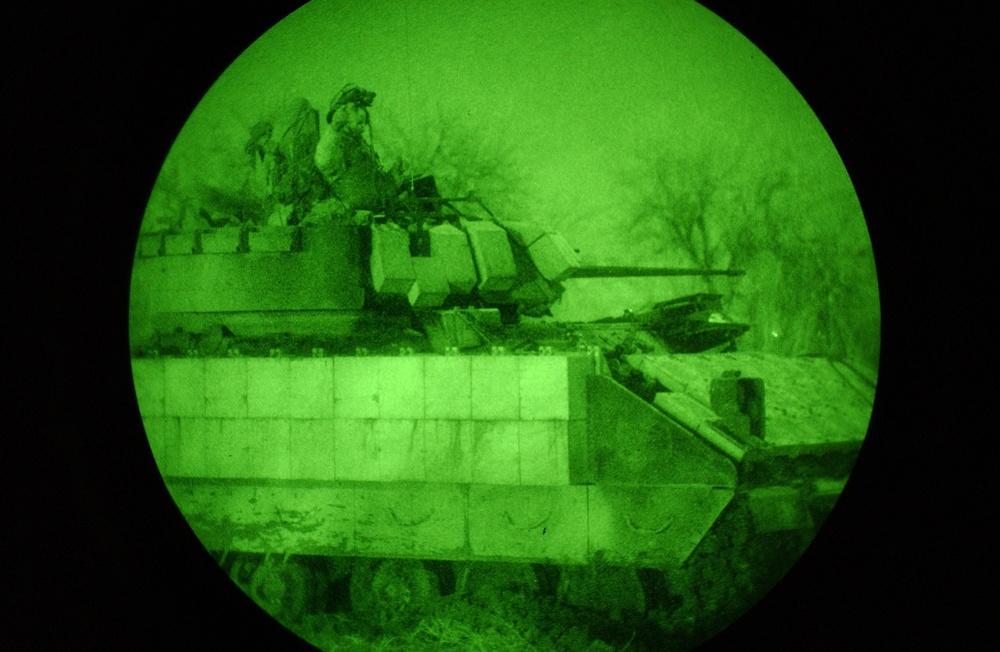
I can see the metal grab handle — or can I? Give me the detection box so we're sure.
[626,514,674,535]
[504,511,550,530]
[390,507,435,527]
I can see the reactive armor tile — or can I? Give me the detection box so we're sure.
[248,226,300,252]
[463,219,517,292]
[132,358,165,417]
[370,223,415,295]
[334,418,379,481]
[164,232,198,256]
[527,231,581,282]
[204,358,248,418]
[587,484,734,566]
[246,358,291,418]
[173,483,355,554]
[376,419,426,482]
[176,416,219,477]
[471,420,520,485]
[519,354,590,421]
[218,418,291,479]
[519,420,571,486]
[429,224,477,294]
[471,355,520,420]
[137,232,163,257]
[407,256,451,308]
[378,356,425,419]
[164,358,206,417]
[288,358,335,419]
[424,356,472,419]
[143,416,179,475]
[354,484,467,557]
[468,485,588,563]
[198,227,242,254]
[289,419,337,481]
[333,356,380,419]
[424,420,474,483]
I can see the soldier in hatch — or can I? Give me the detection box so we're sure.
[238,99,330,226]
[266,99,330,225]
[313,84,398,215]
[236,86,399,226]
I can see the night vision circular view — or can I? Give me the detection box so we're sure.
[129,1,879,649]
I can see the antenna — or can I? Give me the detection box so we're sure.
[403,0,415,193]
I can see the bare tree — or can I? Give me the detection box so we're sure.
[375,106,528,219]
[627,147,748,293]
[143,129,271,232]
[624,144,879,373]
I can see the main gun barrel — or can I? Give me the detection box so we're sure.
[569,266,745,279]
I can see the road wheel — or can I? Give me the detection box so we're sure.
[229,555,311,622]
[455,561,539,604]
[557,564,646,620]
[350,558,439,632]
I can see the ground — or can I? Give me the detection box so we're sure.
[234,499,816,651]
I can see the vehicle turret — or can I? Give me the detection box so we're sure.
[362,187,745,319]
[130,186,749,359]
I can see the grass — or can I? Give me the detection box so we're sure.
[290,591,638,652]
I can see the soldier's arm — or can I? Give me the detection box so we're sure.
[314,126,346,183]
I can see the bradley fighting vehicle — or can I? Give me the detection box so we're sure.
[129,183,873,636]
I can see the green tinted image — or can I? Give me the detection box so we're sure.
[129,1,879,649]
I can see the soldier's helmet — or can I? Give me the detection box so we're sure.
[326,84,376,124]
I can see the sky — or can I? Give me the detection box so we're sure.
[144,0,874,328]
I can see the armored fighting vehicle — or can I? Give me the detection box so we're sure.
[129,184,873,642]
